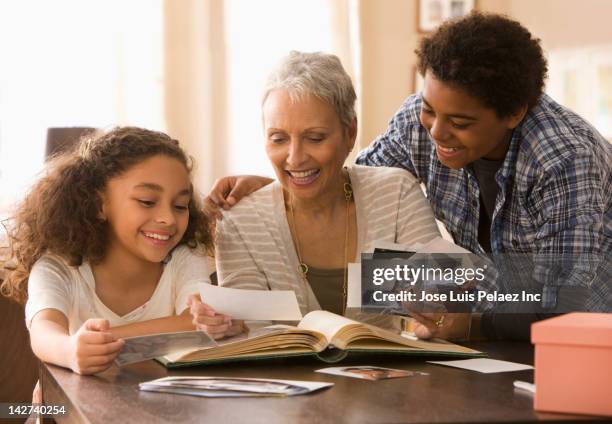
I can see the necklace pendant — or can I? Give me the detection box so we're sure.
[343,182,353,201]
[298,262,309,277]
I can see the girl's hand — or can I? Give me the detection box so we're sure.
[187,294,246,340]
[67,319,124,375]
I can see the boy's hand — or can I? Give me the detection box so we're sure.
[67,318,124,375]
[204,175,273,220]
[187,294,245,340]
[409,312,472,341]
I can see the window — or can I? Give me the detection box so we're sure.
[224,0,334,176]
[0,0,163,211]
[546,45,612,141]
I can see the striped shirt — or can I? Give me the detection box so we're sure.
[215,165,440,315]
[356,93,611,310]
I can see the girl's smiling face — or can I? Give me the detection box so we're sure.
[100,154,191,264]
[419,70,526,169]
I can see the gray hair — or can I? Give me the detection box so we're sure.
[263,51,357,130]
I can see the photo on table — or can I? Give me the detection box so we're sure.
[316,365,429,381]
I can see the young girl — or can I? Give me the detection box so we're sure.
[1,126,222,376]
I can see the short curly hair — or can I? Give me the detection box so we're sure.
[1,126,213,305]
[263,51,357,131]
[416,12,548,117]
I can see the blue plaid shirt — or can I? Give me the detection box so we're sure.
[357,94,611,310]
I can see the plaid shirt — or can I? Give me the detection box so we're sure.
[357,94,611,310]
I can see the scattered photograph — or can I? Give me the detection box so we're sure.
[316,365,429,381]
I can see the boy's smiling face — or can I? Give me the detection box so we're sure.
[100,154,191,264]
[419,70,526,169]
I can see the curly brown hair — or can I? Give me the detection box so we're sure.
[1,126,213,305]
[416,12,548,117]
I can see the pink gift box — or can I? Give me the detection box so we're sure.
[531,313,612,417]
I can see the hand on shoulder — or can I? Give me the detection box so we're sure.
[205,175,273,220]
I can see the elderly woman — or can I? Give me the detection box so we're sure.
[191,51,440,338]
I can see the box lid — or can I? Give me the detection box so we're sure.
[531,313,612,347]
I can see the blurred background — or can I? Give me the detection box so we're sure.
[0,0,611,213]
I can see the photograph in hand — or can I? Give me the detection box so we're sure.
[115,331,217,366]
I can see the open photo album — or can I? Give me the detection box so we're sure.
[117,310,483,368]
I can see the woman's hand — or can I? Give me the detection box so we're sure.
[204,175,273,220]
[67,318,124,375]
[409,312,472,341]
[187,294,246,340]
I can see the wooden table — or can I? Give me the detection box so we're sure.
[40,342,603,423]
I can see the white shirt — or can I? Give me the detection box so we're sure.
[25,245,210,334]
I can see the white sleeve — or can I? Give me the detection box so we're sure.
[396,175,441,245]
[24,255,74,328]
[169,247,211,314]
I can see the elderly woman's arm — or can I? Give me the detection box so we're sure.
[209,213,277,329]
[215,214,272,291]
[396,176,440,245]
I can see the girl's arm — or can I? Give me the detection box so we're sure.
[109,309,196,339]
[110,303,246,340]
[30,309,124,375]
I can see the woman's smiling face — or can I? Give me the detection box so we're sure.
[419,70,526,169]
[263,89,356,201]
